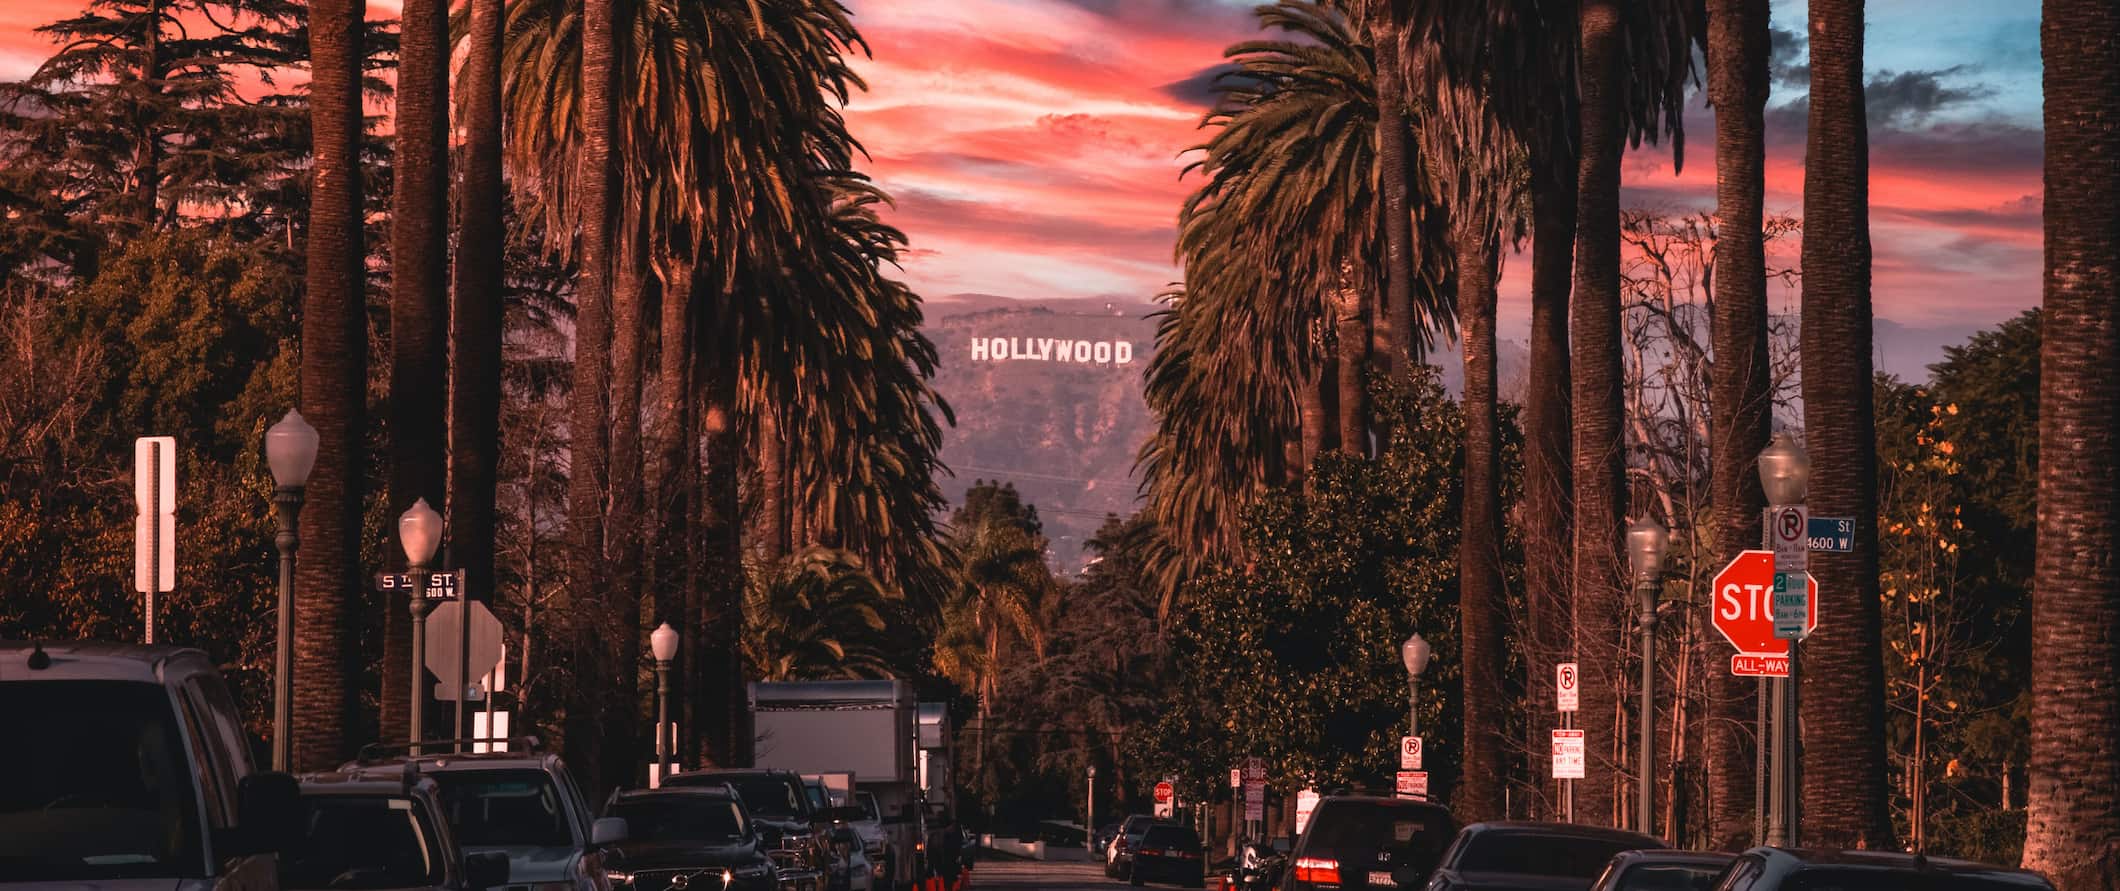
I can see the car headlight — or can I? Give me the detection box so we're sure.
[605,872,635,887]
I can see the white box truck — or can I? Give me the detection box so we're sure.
[752,681,954,891]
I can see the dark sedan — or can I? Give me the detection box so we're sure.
[1424,822,1667,891]
[1591,851,1736,891]
[1286,796,1454,891]
[603,787,780,891]
[1130,823,1207,888]
[1711,848,2054,891]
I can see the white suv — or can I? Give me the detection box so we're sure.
[0,640,302,889]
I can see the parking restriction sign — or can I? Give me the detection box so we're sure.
[1399,736,1423,770]
[1556,662,1580,712]
[1551,729,1585,779]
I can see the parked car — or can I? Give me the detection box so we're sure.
[851,791,895,891]
[1108,815,1164,878]
[0,640,300,889]
[351,744,626,891]
[1284,796,1455,891]
[1230,839,1292,891]
[601,786,779,891]
[284,765,510,890]
[1590,851,1735,891]
[665,768,859,891]
[1423,823,1666,891]
[1129,823,1207,888]
[825,822,877,891]
[1095,822,1125,858]
[1711,848,2054,891]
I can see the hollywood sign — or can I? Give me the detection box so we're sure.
[970,336,1136,365]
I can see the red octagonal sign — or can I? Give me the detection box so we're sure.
[1711,550,1817,658]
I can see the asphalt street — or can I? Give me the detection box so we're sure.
[969,860,1144,891]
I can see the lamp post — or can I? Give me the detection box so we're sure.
[1086,765,1097,853]
[1401,633,1433,737]
[399,499,444,748]
[651,623,679,783]
[1758,433,1811,848]
[1626,516,1670,838]
[265,410,318,773]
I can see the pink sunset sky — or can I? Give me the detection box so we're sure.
[0,0,2046,371]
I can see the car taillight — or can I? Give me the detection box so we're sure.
[1141,849,1165,858]
[1294,857,1341,886]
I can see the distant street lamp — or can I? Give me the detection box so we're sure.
[399,498,444,747]
[1086,765,1097,853]
[651,623,679,782]
[1758,433,1811,847]
[265,409,318,773]
[1401,633,1433,737]
[1627,516,1670,837]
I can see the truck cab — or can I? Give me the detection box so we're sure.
[0,640,302,890]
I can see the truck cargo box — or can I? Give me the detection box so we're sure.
[750,680,916,784]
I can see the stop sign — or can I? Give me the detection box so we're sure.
[1153,781,1173,803]
[1711,550,1817,655]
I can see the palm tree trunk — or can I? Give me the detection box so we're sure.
[293,0,367,773]
[1299,344,1327,473]
[1703,0,1771,850]
[1524,151,1575,817]
[697,338,748,768]
[1457,218,1508,823]
[1571,0,1630,826]
[446,0,506,727]
[1368,7,1412,376]
[653,262,696,765]
[1335,284,1368,456]
[563,0,617,798]
[383,0,452,745]
[1799,0,1895,850]
[2021,1,2120,885]
[604,238,649,790]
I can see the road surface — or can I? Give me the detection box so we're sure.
[971,860,1162,891]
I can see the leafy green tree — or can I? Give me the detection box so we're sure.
[742,549,897,681]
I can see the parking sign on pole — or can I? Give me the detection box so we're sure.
[1551,730,1586,779]
[1556,662,1580,712]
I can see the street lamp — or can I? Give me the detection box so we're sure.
[1401,633,1432,737]
[1626,516,1669,837]
[651,623,679,783]
[1086,765,1097,853]
[265,409,318,772]
[400,498,443,747]
[1758,433,1811,848]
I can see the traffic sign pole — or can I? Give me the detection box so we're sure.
[455,570,471,753]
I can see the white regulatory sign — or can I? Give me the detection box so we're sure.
[1551,729,1586,779]
[1556,662,1580,712]
[1770,505,1810,573]
[1395,771,1428,799]
[1399,736,1423,770]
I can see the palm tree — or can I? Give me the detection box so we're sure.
[561,0,617,794]
[293,0,366,772]
[1796,0,1894,851]
[945,507,1051,796]
[1145,1,1454,596]
[1703,0,1772,849]
[382,0,451,744]
[742,548,897,681]
[1361,0,1411,381]
[446,0,507,731]
[2019,2,2119,884]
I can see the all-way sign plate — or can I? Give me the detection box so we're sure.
[1731,653,1790,677]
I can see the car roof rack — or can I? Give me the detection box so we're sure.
[355,735,544,762]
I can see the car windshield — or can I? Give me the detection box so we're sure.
[0,680,205,880]
[1457,832,1651,879]
[1783,869,2044,891]
[858,793,881,822]
[1141,826,1202,850]
[719,777,804,818]
[1305,802,1452,857]
[1619,864,1727,891]
[432,769,577,848]
[281,795,444,890]
[805,784,828,811]
[610,796,749,844]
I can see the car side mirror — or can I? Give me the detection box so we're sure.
[465,851,511,889]
[228,772,302,855]
[592,817,630,847]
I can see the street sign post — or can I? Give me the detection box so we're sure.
[1770,506,1810,572]
[1399,735,1424,770]
[1243,759,1265,823]
[1556,662,1580,712]
[1712,550,1818,676]
[1295,789,1320,834]
[1395,770,1428,799]
[1551,730,1585,779]
[1153,780,1175,819]
[134,436,177,643]
[1806,517,1855,553]
[1231,768,1242,789]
